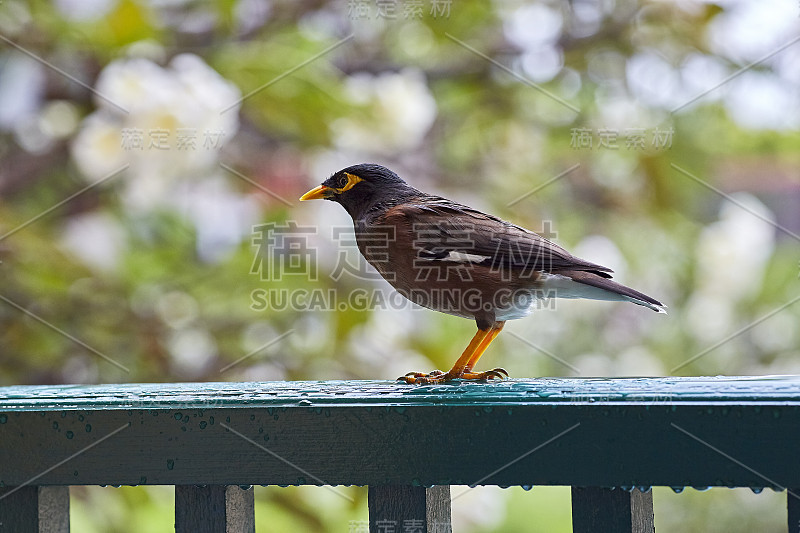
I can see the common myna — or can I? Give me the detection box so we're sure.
[300,164,665,384]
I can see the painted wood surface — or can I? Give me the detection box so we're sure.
[1,377,798,488]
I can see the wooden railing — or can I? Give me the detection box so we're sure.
[2,377,800,532]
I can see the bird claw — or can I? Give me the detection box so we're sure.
[397,373,438,384]
[481,369,507,380]
[397,368,509,385]
[397,372,443,384]
[403,370,444,378]
[461,368,508,381]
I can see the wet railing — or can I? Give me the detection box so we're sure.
[2,377,800,532]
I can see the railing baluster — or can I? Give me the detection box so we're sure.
[175,485,254,533]
[0,486,69,533]
[368,485,451,533]
[788,489,800,533]
[571,487,654,533]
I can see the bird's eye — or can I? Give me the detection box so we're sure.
[336,176,348,189]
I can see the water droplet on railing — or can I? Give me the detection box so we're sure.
[750,487,764,494]
[521,485,533,491]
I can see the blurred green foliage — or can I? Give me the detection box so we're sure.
[1,0,799,530]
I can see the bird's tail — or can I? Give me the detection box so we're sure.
[556,270,667,313]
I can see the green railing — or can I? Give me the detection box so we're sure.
[2,377,800,532]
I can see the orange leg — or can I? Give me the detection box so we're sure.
[399,321,508,384]
[464,321,505,373]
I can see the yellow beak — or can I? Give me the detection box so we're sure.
[299,185,330,201]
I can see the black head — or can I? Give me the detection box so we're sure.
[300,163,416,219]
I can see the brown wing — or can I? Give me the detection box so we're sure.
[379,197,614,277]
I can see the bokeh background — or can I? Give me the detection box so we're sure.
[1,0,799,531]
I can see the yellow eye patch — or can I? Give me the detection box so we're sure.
[336,173,363,193]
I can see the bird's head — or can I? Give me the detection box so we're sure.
[300,163,414,218]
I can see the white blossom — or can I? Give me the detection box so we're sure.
[71,54,241,209]
[331,69,437,154]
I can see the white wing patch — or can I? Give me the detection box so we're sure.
[441,251,491,263]
[417,249,491,263]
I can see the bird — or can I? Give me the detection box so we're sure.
[300,163,665,384]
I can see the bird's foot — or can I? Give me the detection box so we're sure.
[397,368,508,385]
[397,370,445,384]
